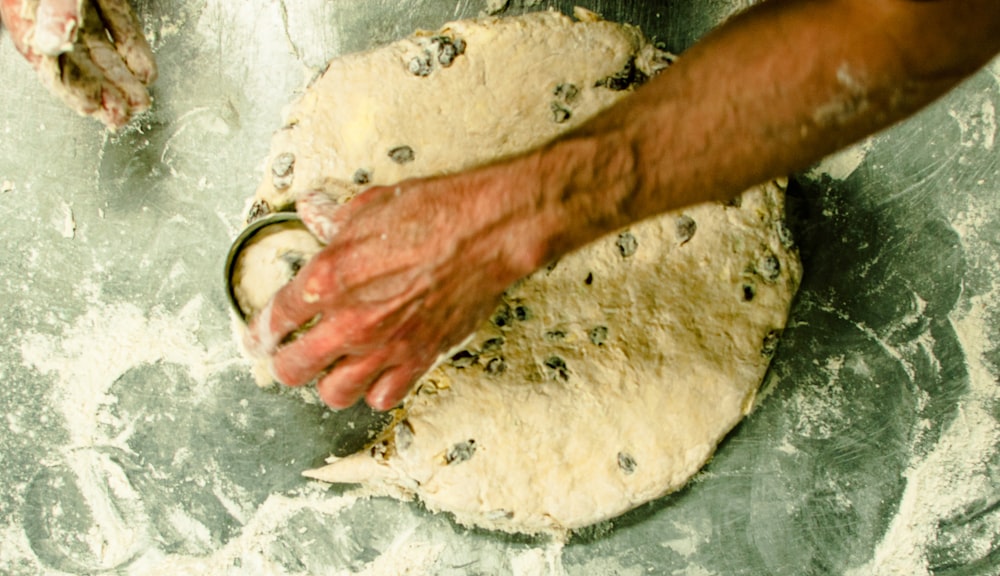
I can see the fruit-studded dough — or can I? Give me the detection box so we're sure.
[244,9,802,537]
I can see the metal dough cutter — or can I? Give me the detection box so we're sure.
[224,212,394,457]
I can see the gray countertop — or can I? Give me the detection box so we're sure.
[1,1,997,574]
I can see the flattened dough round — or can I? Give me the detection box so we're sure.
[245,10,802,536]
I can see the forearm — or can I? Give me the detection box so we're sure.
[510,0,1000,266]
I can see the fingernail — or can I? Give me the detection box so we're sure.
[369,386,398,411]
[370,396,391,412]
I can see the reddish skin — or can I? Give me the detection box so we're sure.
[247,0,1000,411]
[0,0,156,129]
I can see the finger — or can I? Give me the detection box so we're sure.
[244,296,308,358]
[81,25,150,110]
[365,364,421,411]
[33,0,81,55]
[296,179,366,242]
[315,355,388,410]
[245,254,337,356]
[92,0,157,84]
[297,189,343,244]
[268,312,363,387]
[1,0,43,61]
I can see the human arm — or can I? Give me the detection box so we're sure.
[0,0,157,129]
[247,0,1000,411]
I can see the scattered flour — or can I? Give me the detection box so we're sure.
[14,292,574,574]
[5,7,997,576]
[661,518,711,558]
[677,565,720,576]
[786,354,848,440]
[19,296,231,447]
[510,546,564,576]
[948,95,997,151]
[846,294,1000,576]
[0,524,41,573]
[845,198,1000,575]
[54,201,76,239]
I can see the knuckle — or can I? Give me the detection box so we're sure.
[303,254,339,292]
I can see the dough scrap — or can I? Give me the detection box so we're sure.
[241,10,802,537]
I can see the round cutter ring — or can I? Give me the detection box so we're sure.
[223,211,304,322]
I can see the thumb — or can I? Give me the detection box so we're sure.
[1,0,44,62]
[295,180,360,243]
[33,0,81,55]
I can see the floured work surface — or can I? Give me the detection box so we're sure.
[3,0,997,573]
[244,9,802,536]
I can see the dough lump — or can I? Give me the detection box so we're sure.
[243,9,802,537]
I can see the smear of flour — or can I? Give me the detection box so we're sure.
[787,354,848,440]
[122,491,360,575]
[19,295,232,447]
[846,294,999,576]
[511,546,565,576]
[126,489,567,575]
[806,137,873,181]
[15,291,572,575]
[845,204,1000,576]
[812,64,871,128]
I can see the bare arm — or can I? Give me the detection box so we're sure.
[249,0,1000,410]
[490,0,1000,273]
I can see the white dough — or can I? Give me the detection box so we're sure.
[242,10,802,537]
[231,221,324,318]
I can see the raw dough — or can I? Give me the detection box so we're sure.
[231,220,324,318]
[241,9,802,537]
[247,7,674,213]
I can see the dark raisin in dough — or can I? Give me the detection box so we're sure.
[616,232,638,258]
[388,145,415,164]
[446,439,476,464]
[675,215,697,244]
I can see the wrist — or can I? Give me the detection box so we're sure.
[433,115,641,291]
[436,155,560,289]
[533,127,640,257]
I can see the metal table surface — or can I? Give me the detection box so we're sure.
[1,1,997,574]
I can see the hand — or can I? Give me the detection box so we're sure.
[0,0,157,129]
[244,177,530,411]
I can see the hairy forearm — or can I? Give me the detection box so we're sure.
[495,0,1000,268]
